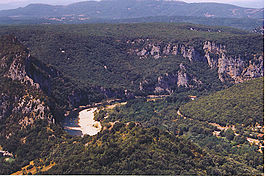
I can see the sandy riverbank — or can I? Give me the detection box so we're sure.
[67,107,102,136]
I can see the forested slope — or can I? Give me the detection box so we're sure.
[180,77,264,126]
[0,23,263,111]
[40,124,261,175]
[0,23,263,175]
[95,78,264,174]
[0,35,59,174]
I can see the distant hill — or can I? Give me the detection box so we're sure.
[0,0,263,32]
[0,15,263,32]
[0,0,263,19]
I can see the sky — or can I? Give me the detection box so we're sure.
[0,0,264,10]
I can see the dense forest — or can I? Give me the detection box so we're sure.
[0,23,263,109]
[180,77,264,126]
[0,23,264,175]
[95,77,264,174]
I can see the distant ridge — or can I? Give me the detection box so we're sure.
[0,0,263,19]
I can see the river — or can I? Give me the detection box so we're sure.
[62,95,168,136]
[63,107,102,136]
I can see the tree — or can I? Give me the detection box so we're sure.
[225,129,235,141]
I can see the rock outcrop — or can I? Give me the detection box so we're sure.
[140,63,202,94]
[5,53,40,88]
[0,37,132,111]
[0,36,54,137]
[128,39,204,62]
[0,80,54,138]
[129,38,264,85]
[203,41,264,83]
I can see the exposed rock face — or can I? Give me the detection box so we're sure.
[243,57,264,78]
[140,63,202,94]
[4,52,40,88]
[180,45,204,62]
[16,96,53,128]
[128,39,204,62]
[0,36,54,137]
[177,70,189,87]
[129,38,264,85]
[0,80,54,138]
[0,88,54,139]
[203,41,264,83]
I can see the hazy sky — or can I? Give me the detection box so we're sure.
[0,0,264,10]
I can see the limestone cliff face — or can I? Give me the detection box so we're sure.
[128,39,204,62]
[4,51,40,88]
[16,95,53,128]
[0,81,54,138]
[203,41,264,83]
[129,38,264,85]
[140,63,202,94]
[0,87,55,139]
[243,58,264,78]
[0,36,54,138]
[180,45,204,62]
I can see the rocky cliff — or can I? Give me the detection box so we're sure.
[0,36,54,138]
[139,63,202,94]
[203,41,264,83]
[0,85,54,139]
[128,39,204,62]
[0,35,135,119]
[128,38,263,94]
[0,34,263,128]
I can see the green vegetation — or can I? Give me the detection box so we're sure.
[0,16,263,32]
[0,24,263,175]
[0,119,65,175]
[96,78,264,174]
[40,125,261,175]
[0,23,262,109]
[2,116,262,175]
[113,16,264,32]
[100,93,189,128]
[180,77,264,126]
